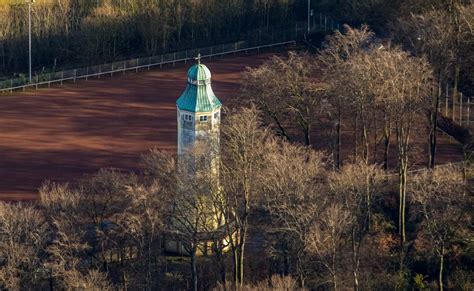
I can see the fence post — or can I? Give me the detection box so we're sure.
[324,16,327,32]
[86,67,89,81]
[460,93,463,125]
[74,69,77,83]
[98,65,101,79]
[10,80,12,94]
[111,63,114,77]
[160,55,163,68]
[148,57,152,70]
[210,47,213,60]
[136,58,139,73]
[295,23,298,39]
[234,43,237,56]
[185,51,188,64]
[173,53,176,67]
[123,61,126,75]
[467,97,470,126]
[222,44,225,58]
[48,73,51,87]
[447,84,453,120]
[61,71,64,85]
[36,75,39,89]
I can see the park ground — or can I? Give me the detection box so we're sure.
[0,49,464,201]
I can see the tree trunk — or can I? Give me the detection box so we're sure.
[383,117,391,171]
[304,123,310,146]
[295,253,306,288]
[336,106,342,169]
[283,251,289,276]
[384,136,390,170]
[213,243,226,286]
[275,115,291,141]
[398,137,410,284]
[463,146,470,185]
[353,115,358,162]
[429,79,441,168]
[49,273,54,291]
[191,251,198,291]
[304,106,311,146]
[351,230,359,291]
[147,243,153,289]
[238,225,247,286]
[439,245,445,291]
[233,247,239,288]
[373,110,378,163]
[399,158,407,244]
[238,179,250,288]
[360,104,369,164]
[366,172,372,232]
[399,243,408,287]
[261,102,291,141]
[398,126,408,244]
[363,123,369,165]
[452,62,461,119]
[332,241,338,291]
[220,256,226,286]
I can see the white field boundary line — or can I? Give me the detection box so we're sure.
[0,40,296,94]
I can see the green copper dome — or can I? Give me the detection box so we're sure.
[187,64,212,82]
[177,63,222,113]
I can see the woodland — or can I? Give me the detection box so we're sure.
[0,0,473,290]
[0,0,299,79]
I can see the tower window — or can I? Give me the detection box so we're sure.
[199,116,208,122]
[184,114,193,121]
[214,112,219,120]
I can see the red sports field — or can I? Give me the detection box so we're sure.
[0,51,464,201]
[0,53,274,200]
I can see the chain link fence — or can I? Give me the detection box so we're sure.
[438,83,472,130]
[0,27,299,93]
[0,40,293,93]
[0,14,345,94]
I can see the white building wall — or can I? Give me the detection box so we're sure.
[177,108,221,156]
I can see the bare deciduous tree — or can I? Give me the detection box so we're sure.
[220,105,271,287]
[394,3,474,167]
[410,165,470,291]
[261,140,326,286]
[39,181,115,290]
[242,52,326,146]
[306,204,352,291]
[329,161,385,290]
[370,47,433,246]
[317,25,375,166]
[0,203,50,289]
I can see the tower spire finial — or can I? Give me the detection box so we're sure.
[195,53,201,65]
